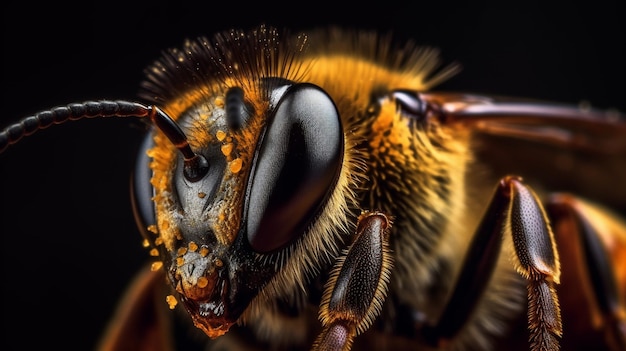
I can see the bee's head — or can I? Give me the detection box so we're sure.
[132,27,346,337]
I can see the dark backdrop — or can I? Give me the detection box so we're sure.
[1,1,624,350]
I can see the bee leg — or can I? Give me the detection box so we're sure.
[311,211,393,351]
[423,176,562,351]
[546,194,626,351]
[96,264,175,351]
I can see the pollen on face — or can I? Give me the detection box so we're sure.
[216,130,226,141]
[147,224,158,234]
[151,261,163,271]
[188,241,199,252]
[230,158,243,173]
[166,295,178,309]
[214,96,225,108]
[221,143,233,156]
[197,276,209,288]
[150,248,159,256]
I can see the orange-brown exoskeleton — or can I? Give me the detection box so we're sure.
[1,25,625,351]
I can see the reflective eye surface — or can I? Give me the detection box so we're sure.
[391,89,427,121]
[246,83,344,253]
[131,132,157,240]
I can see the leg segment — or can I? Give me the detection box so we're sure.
[423,176,562,351]
[312,211,393,351]
[97,264,174,351]
[546,194,626,351]
[508,178,562,351]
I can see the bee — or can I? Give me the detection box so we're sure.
[1,25,625,351]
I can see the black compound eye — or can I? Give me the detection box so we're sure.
[390,89,427,121]
[131,132,157,241]
[246,83,344,253]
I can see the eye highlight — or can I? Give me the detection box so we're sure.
[245,83,344,253]
[391,89,428,122]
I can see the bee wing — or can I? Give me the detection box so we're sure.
[423,92,626,213]
[422,92,626,154]
[96,265,175,351]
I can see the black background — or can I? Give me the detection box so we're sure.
[1,1,624,350]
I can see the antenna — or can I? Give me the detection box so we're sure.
[0,100,209,181]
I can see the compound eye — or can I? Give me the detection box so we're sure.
[391,89,427,121]
[131,132,156,241]
[246,83,343,253]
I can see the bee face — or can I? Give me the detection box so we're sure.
[138,28,350,337]
[131,26,476,340]
[2,23,625,351]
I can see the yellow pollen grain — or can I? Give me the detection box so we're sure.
[198,192,206,198]
[166,295,178,309]
[161,221,170,230]
[218,212,225,221]
[221,143,233,156]
[142,239,150,248]
[214,96,225,108]
[147,224,158,234]
[176,257,185,266]
[188,242,199,252]
[216,130,226,141]
[214,258,224,268]
[150,248,159,256]
[151,261,163,271]
[200,247,210,257]
[230,158,243,173]
[197,276,209,288]
[177,247,188,256]
[155,237,163,246]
